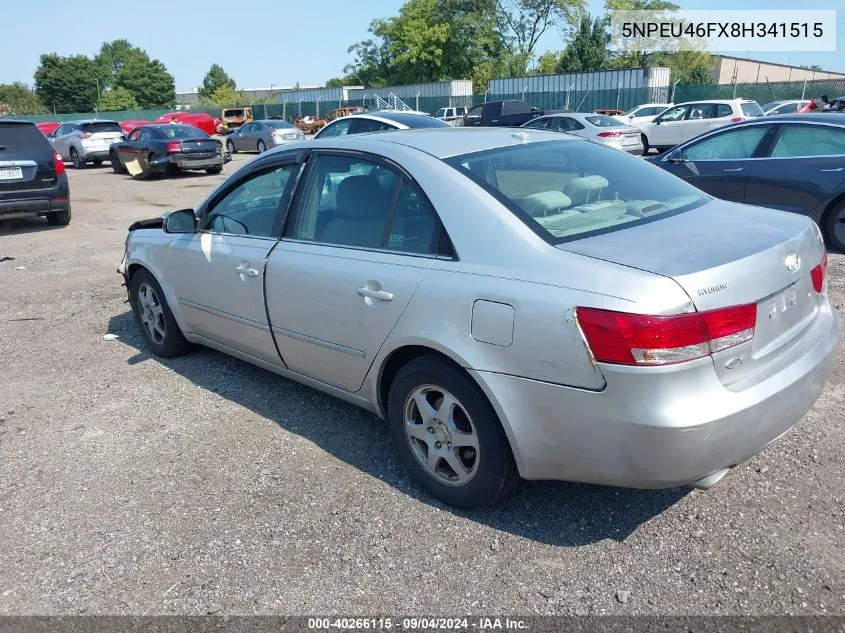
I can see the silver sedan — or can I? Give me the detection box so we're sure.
[523,112,644,155]
[119,128,838,508]
[225,119,303,154]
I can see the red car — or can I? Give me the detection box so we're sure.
[35,121,60,136]
[119,120,150,135]
[153,112,216,136]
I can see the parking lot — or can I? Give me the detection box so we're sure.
[0,154,843,617]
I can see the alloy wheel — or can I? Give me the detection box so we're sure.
[136,283,166,344]
[403,385,480,486]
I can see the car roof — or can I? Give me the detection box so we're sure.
[63,119,119,125]
[0,119,36,126]
[760,112,845,124]
[313,127,577,159]
[674,99,753,105]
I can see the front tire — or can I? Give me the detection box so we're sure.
[257,140,266,153]
[70,148,84,169]
[129,269,190,358]
[824,200,845,252]
[387,356,518,508]
[226,140,236,154]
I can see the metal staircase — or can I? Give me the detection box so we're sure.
[364,92,413,112]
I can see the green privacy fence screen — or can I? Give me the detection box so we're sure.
[4,79,844,123]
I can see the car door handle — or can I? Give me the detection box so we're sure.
[821,167,844,172]
[235,263,259,278]
[358,287,394,302]
[722,168,744,172]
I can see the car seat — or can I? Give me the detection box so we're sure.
[320,175,390,248]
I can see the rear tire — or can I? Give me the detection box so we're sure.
[387,355,518,509]
[824,200,845,252]
[226,140,236,154]
[46,207,71,226]
[70,148,84,169]
[129,268,191,358]
[640,134,650,155]
[257,140,266,153]
[205,165,223,175]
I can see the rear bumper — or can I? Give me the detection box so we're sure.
[471,303,839,487]
[172,156,223,169]
[0,181,69,216]
[79,148,112,160]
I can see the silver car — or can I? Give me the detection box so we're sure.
[523,113,644,155]
[225,120,303,154]
[119,128,838,508]
[51,119,124,168]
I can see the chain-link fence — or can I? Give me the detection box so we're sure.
[5,78,845,124]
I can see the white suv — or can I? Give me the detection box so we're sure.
[637,99,764,153]
[435,106,468,126]
[612,103,673,127]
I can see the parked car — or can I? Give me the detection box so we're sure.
[51,119,124,169]
[313,111,449,139]
[762,100,811,116]
[797,95,845,113]
[153,112,217,136]
[226,120,304,154]
[522,112,644,155]
[434,106,468,126]
[35,121,60,137]
[612,103,673,127]
[119,120,151,135]
[219,107,254,133]
[0,120,70,226]
[648,113,845,250]
[119,128,838,508]
[637,99,764,153]
[463,100,543,127]
[109,124,224,178]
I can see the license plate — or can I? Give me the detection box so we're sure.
[622,136,638,145]
[0,167,23,180]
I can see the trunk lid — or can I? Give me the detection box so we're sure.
[177,139,220,155]
[560,200,826,386]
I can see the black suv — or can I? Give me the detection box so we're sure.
[0,120,71,226]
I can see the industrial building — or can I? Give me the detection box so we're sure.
[710,55,845,85]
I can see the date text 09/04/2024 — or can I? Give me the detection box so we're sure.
[308,618,528,630]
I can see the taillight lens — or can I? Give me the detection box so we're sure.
[597,131,623,138]
[811,251,827,293]
[576,304,757,366]
[165,140,182,153]
[53,152,65,175]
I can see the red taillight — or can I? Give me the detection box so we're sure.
[575,304,757,366]
[597,131,623,138]
[165,140,182,154]
[730,117,744,122]
[811,251,827,293]
[53,152,65,175]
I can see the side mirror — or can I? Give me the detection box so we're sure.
[667,148,684,163]
[654,119,661,125]
[163,208,197,233]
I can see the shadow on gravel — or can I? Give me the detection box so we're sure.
[0,216,65,236]
[108,310,688,547]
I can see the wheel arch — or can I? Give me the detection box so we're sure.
[125,261,193,338]
[818,192,845,241]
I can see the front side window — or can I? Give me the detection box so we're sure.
[128,129,142,142]
[446,140,707,243]
[585,115,624,128]
[316,119,353,138]
[658,105,688,122]
[776,102,799,114]
[770,124,845,158]
[288,155,399,248]
[205,163,301,237]
[741,102,764,117]
[523,118,550,130]
[466,105,482,118]
[435,109,446,118]
[680,126,769,160]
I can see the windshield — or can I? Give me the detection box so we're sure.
[741,102,764,117]
[445,140,707,243]
[161,125,208,139]
[585,115,624,127]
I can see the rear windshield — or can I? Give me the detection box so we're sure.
[741,102,764,117]
[161,125,208,139]
[265,120,294,129]
[0,123,51,151]
[585,115,624,127]
[445,140,707,243]
[81,121,122,134]
[761,102,779,112]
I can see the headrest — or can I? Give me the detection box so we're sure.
[335,175,389,219]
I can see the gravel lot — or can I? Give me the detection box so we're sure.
[0,154,843,617]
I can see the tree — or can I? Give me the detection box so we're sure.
[0,82,46,114]
[96,39,143,87]
[115,56,175,108]
[98,86,138,112]
[199,64,236,99]
[495,0,584,74]
[209,85,244,107]
[34,54,100,113]
[556,13,610,72]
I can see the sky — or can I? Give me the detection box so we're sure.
[0,0,841,91]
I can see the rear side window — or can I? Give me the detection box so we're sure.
[0,124,51,152]
[502,101,531,115]
[770,124,845,157]
[741,102,764,117]
[81,122,122,134]
[585,115,624,127]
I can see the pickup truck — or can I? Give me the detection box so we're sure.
[463,100,543,127]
